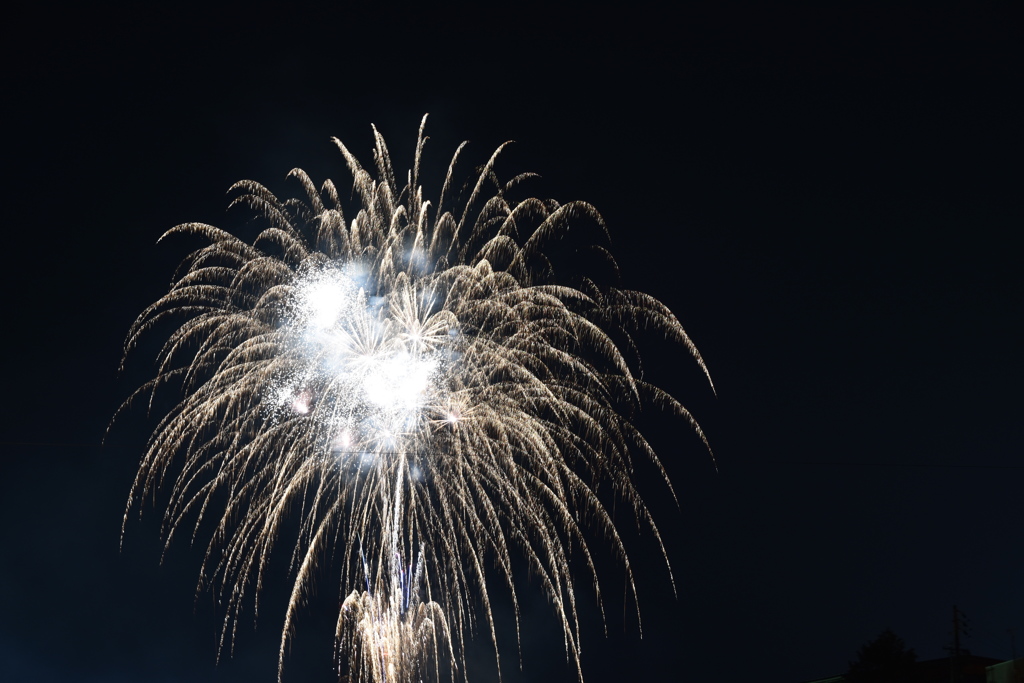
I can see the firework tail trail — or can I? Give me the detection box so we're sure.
[118,115,714,683]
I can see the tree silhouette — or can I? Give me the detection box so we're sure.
[847,629,919,683]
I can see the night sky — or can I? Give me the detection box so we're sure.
[2,4,1020,683]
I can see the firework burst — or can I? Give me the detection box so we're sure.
[120,116,713,683]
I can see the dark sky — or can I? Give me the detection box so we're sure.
[2,3,1020,682]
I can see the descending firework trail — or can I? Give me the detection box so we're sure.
[120,116,713,683]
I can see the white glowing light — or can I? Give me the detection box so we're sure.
[302,276,355,329]
[272,265,448,457]
[291,394,310,414]
[335,429,353,450]
[363,352,435,410]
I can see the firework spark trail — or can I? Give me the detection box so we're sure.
[119,115,713,683]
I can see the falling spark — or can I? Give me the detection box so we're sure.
[119,116,713,683]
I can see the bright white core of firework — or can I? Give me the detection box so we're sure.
[271,265,447,456]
